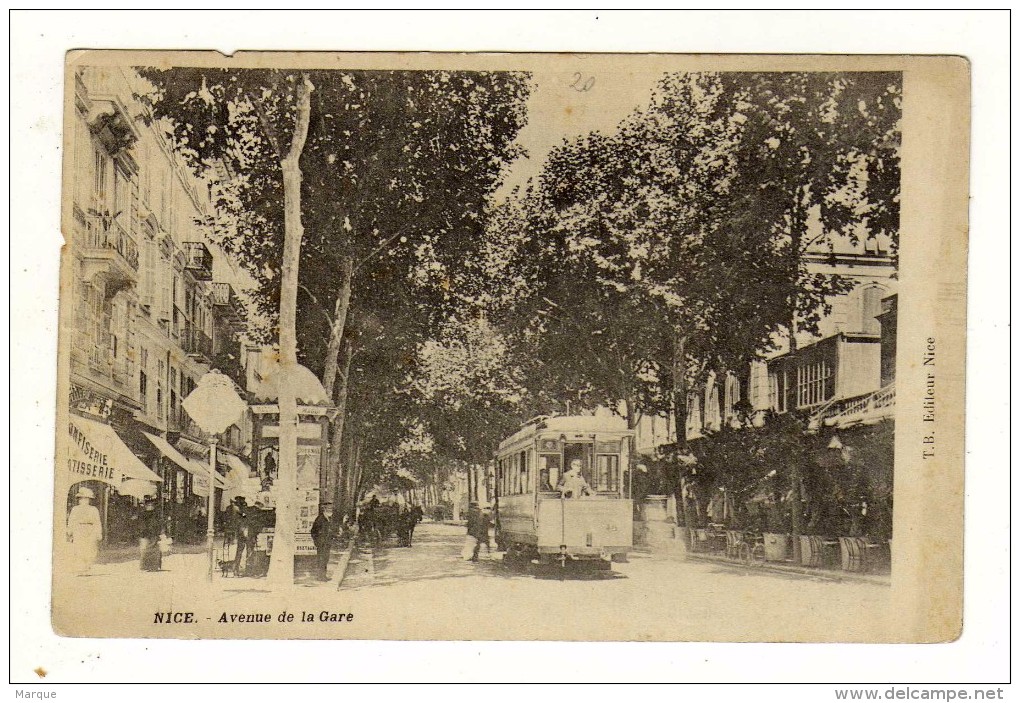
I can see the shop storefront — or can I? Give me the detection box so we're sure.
[61,413,164,551]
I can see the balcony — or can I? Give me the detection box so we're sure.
[183,242,213,281]
[182,324,214,361]
[210,282,244,324]
[75,207,139,290]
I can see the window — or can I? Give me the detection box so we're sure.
[796,359,833,408]
[539,454,560,491]
[769,370,789,414]
[112,165,121,215]
[519,450,529,493]
[595,455,620,493]
[724,374,741,424]
[704,383,722,432]
[93,149,108,205]
[139,370,148,409]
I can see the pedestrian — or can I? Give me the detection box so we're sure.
[465,502,489,562]
[408,504,424,547]
[66,486,103,574]
[228,497,249,577]
[557,459,594,498]
[246,500,268,577]
[139,497,163,572]
[310,503,332,581]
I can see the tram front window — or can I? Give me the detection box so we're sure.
[595,455,620,493]
[539,454,560,492]
[558,458,594,498]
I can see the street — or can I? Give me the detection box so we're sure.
[53,522,894,642]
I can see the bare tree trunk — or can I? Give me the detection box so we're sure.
[671,330,696,545]
[321,257,355,398]
[349,437,364,511]
[267,75,314,588]
[327,340,354,508]
[624,396,637,500]
[341,434,358,518]
[788,187,806,563]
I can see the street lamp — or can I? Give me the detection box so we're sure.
[182,369,247,582]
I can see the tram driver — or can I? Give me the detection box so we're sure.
[557,459,594,499]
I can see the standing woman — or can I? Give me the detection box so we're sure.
[139,497,163,571]
[66,486,103,573]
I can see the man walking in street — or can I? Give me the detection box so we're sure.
[311,503,333,581]
[408,504,424,547]
[466,503,490,562]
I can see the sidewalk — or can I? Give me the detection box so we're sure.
[84,542,358,589]
[683,550,891,585]
[634,540,891,585]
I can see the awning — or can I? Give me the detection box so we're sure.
[143,431,197,474]
[120,479,158,499]
[143,431,227,491]
[66,416,163,488]
[218,453,261,510]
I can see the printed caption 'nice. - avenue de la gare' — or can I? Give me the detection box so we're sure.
[154,611,355,624]
[922,337,936,460]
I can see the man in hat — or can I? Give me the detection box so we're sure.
[227,496,249,576]
[310,503,333,581]
[66,486,103,574]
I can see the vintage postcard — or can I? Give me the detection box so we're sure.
[53,50,968,642]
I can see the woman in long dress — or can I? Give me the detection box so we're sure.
[66,486,103,573]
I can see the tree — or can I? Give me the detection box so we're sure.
[467,71,900,540]
[141,68,531,548]
[138,67,314,586]
[199,70,531,507]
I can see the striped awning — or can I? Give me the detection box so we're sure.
[66,416,163,488]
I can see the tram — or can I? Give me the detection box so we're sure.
[493,414,634,569]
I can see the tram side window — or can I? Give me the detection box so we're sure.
[595,455,620,493]
[519,450,529,493]
[539,454,561,492]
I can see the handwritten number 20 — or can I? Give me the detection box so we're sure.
[571,72,595,92]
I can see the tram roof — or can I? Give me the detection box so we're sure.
[497,414,631,451]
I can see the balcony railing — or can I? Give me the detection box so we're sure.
[210,282,244,322]
[815,382,896,429]
[76,209,140,274]
[183,241,213,280]
[182,324,213,360]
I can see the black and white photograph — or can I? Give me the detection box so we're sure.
[45,49,970,646]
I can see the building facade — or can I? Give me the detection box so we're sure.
[63,66,251,548]
[636,229,898,449]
